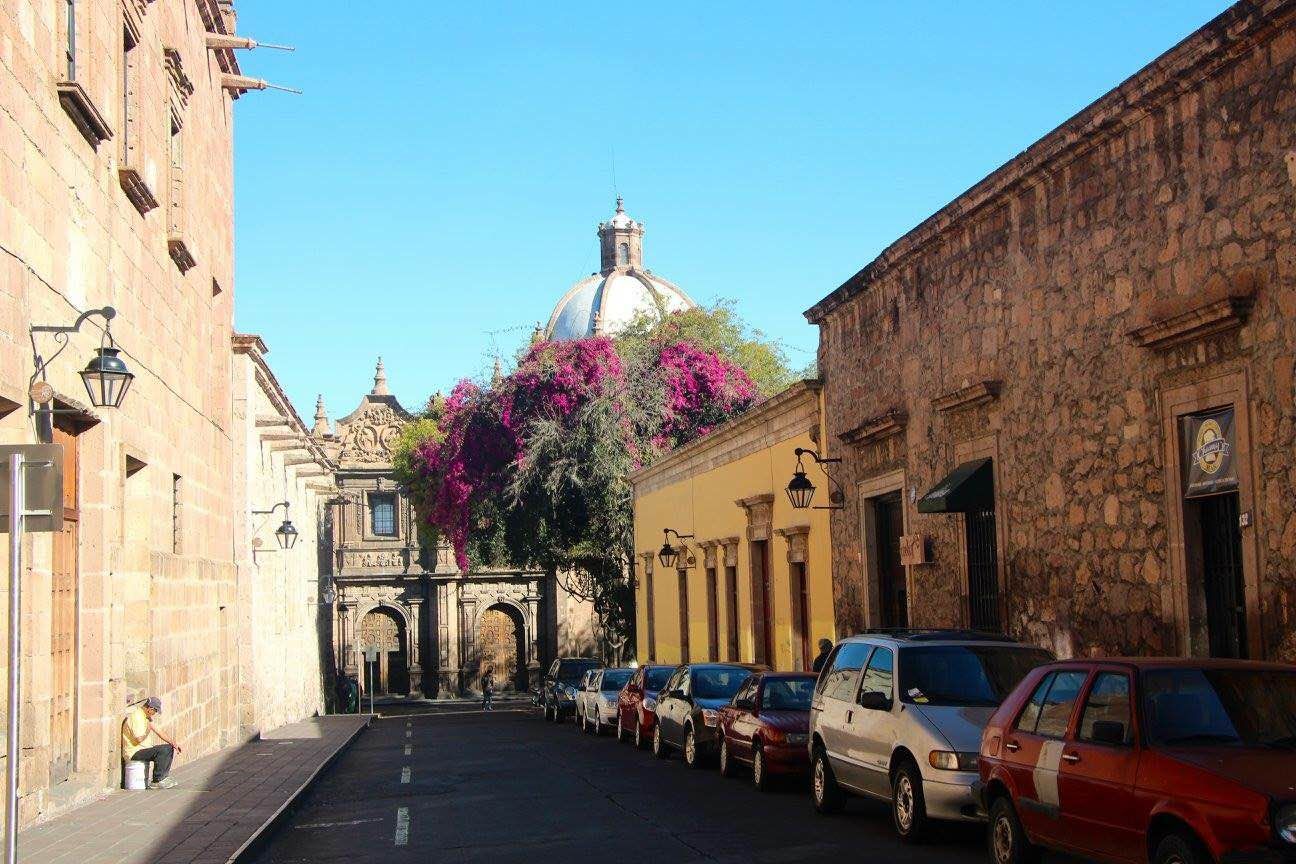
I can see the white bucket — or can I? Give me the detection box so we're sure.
[123,760,147,791]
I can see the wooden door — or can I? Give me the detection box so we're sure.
[51,425,78,783]
[750,541,772,666]
[873,492,908,628]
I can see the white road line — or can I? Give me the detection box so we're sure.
[404,744,412,755]
[394,807,410,846]
[405,729,411,738]
[295,817,382,830]
[400,766,411,784]
[396,708,530,719]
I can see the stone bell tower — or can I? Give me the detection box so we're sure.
[597,196,644,274]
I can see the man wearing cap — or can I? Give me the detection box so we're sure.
[122,696,183,789]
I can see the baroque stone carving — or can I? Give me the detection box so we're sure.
[338,405,406,465]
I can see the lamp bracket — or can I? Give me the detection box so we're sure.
[252,500,291,516]
[794,447,846,511]
[28,307,122,422]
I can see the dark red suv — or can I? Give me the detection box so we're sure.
[979,658,1296,864]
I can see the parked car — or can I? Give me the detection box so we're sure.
[718,671,817,791]
[654,662,767,767]
[573,668,601,728]
[809,630,1053,843]
[541,657,603,722]
[979,657,1296,864]
[580,667,634,735]
[617,664,676,749]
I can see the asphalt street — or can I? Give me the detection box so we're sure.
[251,702,1071,864]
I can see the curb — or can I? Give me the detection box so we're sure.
[227,716,372,863]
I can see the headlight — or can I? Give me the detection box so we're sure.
[701,709,719,727]
[928,750,979,771]
[1277,803,1296,844]
[643,697,657,712]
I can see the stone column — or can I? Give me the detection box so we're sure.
[524,590,542,689]
[339,603,356,675]
[408,598,424,695]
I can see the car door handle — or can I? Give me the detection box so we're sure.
[846,710,853,723]
[1005,740,1020,752]
[1061,752,1081,764]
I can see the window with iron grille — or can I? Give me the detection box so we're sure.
[965,508,1000,632]
[370,493,397,536]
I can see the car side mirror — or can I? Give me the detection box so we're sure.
[1090,720,1127,745]
[857,691,892,712]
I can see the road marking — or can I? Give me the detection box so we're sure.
[394,708,530,719]
[401,766,411,784]
[404,744,412,755]
[394,807,410,846]
[405,729,411,738]
[295,817,382,830]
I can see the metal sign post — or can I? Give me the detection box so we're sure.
[363,645,379,715]
[1,445,61,864]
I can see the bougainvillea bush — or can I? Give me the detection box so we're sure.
[401,305,787,642]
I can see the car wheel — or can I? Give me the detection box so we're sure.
[718,738,738,778]
[594,717,605,737]
[635,718,646,749]
[1152,831,1209,864]
[988,797,1040,864]
[652,724,670,759]
[581,710,589,733]
[684,727,702,768]
[752,744,770,792]
[891,760,931,843]
[544,701,554,722]
[811,747,845,815]
[616,715,628,743]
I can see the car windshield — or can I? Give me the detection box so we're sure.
[601,670,631,692]
[645,668,673,690]
[558,663,599,683]
[762,678,815,711]
[900,646,1053,707]
[1142,667,1296,749]
[693,668,751,701]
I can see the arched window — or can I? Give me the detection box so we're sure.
[617,242,629,266]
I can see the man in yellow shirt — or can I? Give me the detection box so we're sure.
[122,696,183,789]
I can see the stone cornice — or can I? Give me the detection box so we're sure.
[628,379,822,493]
[933,381,999,414]
[234,333,336,473]
[804,0,1296,325]
[1127,295,1254,350]
[839,410,906,448]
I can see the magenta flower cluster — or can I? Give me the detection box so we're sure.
[411,333,758,570]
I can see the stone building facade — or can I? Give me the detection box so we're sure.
[0,0,314,826]
[314,361,598,698]
[806,0,1296,662]
[231,336,333,735]
[631,381,836,671]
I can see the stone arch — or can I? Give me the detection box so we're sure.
[473,600,528,692]
[356,603,411,695]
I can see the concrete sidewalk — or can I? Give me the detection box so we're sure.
[16,714,370,864]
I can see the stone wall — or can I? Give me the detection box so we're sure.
[807,0,1296,660]
[0,0,243,825]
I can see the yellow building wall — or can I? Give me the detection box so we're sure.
[633,424,835,671]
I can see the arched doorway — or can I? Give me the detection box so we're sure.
[359,607,409,695]
[478,604,526,692]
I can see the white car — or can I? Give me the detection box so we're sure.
[580,668,634,736]
[573,669,600,727]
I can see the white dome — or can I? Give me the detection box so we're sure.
[542,198,697,341]
[546,270,694,341]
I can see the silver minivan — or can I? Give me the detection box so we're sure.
[808,630,1052,842]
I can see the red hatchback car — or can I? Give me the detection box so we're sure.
[717,671,816,791]
[979,658,1296,864]
[616,664,676,749]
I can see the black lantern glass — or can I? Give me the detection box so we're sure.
[275,518,299,550]
[658,540,679,570]
[80,346,134,409]
[786,468,816,509]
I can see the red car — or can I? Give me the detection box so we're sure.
[717,671,816,791]
[979,658,1296,864]
[616,664,675,750]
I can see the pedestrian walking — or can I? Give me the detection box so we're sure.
[481,669,495,711]
[122,696,183,789]
[811,638,834,673]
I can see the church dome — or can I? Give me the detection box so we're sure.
[543,198,696,341]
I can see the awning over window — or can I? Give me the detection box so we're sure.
[917,458,994,514]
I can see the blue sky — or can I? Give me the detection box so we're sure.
[232,1,1232,419]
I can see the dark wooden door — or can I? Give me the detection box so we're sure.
[51,425,78,783]
[1199,493,1247,659]
[751,541,773,666]
[873,492,907,628]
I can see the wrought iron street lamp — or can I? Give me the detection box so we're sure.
[29,306,134,415]
[657,528,694,570]
[253,500,298,550]
[786,447,844,510]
